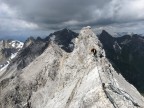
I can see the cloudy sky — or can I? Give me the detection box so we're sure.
[0,0,144,40]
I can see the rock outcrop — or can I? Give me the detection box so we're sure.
[0,27,144,108]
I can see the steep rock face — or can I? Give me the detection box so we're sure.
[99,31,144,93]
[0,40,23,72]
[0,27,144,108]
[45,28,78,52]
[9,37,48,70]
[23,37,36,48]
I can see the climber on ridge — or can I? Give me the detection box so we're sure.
[91,48,97,56]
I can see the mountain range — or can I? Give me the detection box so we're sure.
[0,27,144,108]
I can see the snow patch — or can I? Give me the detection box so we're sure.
[0,52,18,72]
[0,61,10,71]
[10,53,18,60]
[9,40,24,49]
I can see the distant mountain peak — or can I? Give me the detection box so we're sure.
[27,36,35,41]
[57,28,76,34]
[115,32,134,37]
[102,29,108,33]
[23,36,36,48]
[101,30,113,37]
[62,28,71,32]
[36,37,43,41]
[45,28,78,52]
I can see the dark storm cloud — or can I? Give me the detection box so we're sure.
[1,0,113,29]
[0,0,144,38]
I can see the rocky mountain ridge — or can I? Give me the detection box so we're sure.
[0,26,144,108]
[6,28,78,71]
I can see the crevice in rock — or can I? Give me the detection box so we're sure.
[65,79,81,108]
[97,67,118,108]
[108,84,140,107]
[26,92,32,108]
[103,85,119,108]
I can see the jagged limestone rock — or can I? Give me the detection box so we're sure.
[0,27,144,108]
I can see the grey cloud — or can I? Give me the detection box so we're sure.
[0,0,144,38]
[2,0,111,29]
